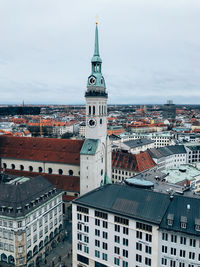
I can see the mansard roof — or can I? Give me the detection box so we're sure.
[0,136,84,165]
[0,176,61,218]
[112,151,156,172]
[1,168,80,195]
[74,183,171,224]
[160,195,200,236]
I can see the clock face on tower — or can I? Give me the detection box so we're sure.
[88,118,97,128]
[89,76,96,85]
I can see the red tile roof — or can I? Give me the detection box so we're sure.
[0,136,84,165]
[112,151,156,172]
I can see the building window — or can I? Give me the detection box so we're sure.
[95,240,100,247]
[145,257,151,266]
[123,227,129,235]
[114,257,120,266]
[11,164,15,170]
[95,229,100,236]
[114,235,120,244]
[136,242,142,251]
[114,246,120,255]
[93,106,95,115]
[103,232,108,239]
[171,234,177,243]
[115,224,120,232]
[161,258,167,266]
[189,238,196,247]
[136,231,142,239]
[102,242,107,250]
[95,250,100,258]
[180,249,186,257]
[102,253,107,261]
[136,254,142,263]
[69,169,73,176]
[89,106,91,115]
[3,163,7,169]
[145,246,152,254]
[123,249,128,258]
[123,238,128,246]
[58,169,63,175]
[146,233,152,242]
[38,167,43,173]
[20,165,24,171]
[115,216,129,226]
[180,236,186,245]
[162,245,167,253]
[103,221,108,228]
[95,219,100,226]
[162,233,168,241]
[136,221,152,232]
[29,166,33,172]
[48,168,53,174]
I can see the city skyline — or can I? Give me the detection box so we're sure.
[0,0,200,105]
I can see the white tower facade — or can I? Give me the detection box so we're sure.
[80,23,111,195]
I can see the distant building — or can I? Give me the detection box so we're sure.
[163,100,176,120]
[121,138,155,154]
[148,145,187,170]
[112,151,156,183]
[0,176,63,267]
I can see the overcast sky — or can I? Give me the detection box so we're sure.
[0,0,200,105]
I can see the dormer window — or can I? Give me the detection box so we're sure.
[195,218,200,231]
[180,216,187,229]
[167,214,174,226]
[17,207,22,214]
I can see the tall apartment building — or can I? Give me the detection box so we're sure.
[0,176,63,267]
[72,183,200,267]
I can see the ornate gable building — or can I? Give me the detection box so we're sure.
[0,23,111,202]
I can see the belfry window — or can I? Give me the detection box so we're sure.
[89,106,91,115]
[93,106,95,115]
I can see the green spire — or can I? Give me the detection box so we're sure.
[91,22,102,64]
[94,22,99,56]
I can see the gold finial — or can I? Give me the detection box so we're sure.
[96,15,98,25]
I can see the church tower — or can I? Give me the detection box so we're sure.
[80,22,111,195]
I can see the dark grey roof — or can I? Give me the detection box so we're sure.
[148,145,186,159]
[0,176,61,218]
[123,138,154,149]
[160,195,200,236]
[74,184,171,224]
[166,145,187,154]
[147,148,164,159]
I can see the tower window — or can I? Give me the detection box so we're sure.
[38,167,43,173]
[93,106,95,115]
[99,106,101,115]
[48,168,53,174]
[89,106,91,115]
[100,119,102,124]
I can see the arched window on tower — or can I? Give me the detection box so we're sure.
[99,105,101,115]
[89,106,91,115]
[102,105,104,115]
[93,106,95,115]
